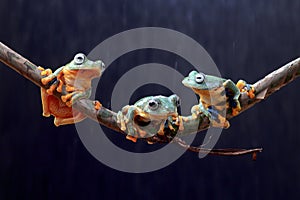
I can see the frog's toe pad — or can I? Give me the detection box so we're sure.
[42,112,50,117]
[223,121,230,129]
[126,135,137,143]
[61,95,69,103]
[236,80,246,90]
[41,78,49,85]
[53,119,61,127]
[94,101,102,110]
[65,101,73,107]
[46,84,57,95]
[38,66,45,71]
[147,140,154,144]
[41,69,53,76]
[248,88,256,99]
[232,107,240,116]
[41,76,56,86]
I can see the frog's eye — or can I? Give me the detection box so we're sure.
[148,99,159,110]
[195,73,205,83]
[74,53,86,65]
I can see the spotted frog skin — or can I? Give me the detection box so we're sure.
[39,53,105,126]
[182,71,255,128]
[117,94,182,142]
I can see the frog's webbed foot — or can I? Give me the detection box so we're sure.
[237,80,255,99]
[61,92,76,107]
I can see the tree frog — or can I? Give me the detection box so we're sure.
[116,94,182,142]
[39,53,105,126]
[182,71,255,128]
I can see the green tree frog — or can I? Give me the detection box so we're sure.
[39,53,105,126]
[182,71,255,128]
[116,94,182,142]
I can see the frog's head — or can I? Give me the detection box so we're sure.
[136,94,180,118]
[182,70,223,90]
[65,53,105,78]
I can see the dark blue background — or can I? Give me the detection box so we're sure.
[1,0,300,199]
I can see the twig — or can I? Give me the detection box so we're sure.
[0,42,300,147]
[173,137,262,160]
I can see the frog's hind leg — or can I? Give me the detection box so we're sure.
[54,111,86,126]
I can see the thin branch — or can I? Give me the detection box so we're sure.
[1,42,300,148]
[173,137,262,160]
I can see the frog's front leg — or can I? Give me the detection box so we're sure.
[61,89,92,107]
[191,101,212,119]
[223,79,241,116]
[117,106,142,142]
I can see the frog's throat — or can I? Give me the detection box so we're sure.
[192,87,218,94]
[75,68,101,78]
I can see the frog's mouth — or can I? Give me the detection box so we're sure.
[77,68,101,79]
[134,112,178,127]
[134,115,151,127]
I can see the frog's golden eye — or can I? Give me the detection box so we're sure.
[148,99,159,110]
[195,73,205,83]
[74,53,86,65]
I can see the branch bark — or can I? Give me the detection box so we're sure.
[1,42,299,156]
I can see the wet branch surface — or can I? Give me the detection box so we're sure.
[1,42,299,158]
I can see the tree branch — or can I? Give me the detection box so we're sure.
[1,42,299,157]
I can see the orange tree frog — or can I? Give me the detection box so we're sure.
[116,94,182,142]
[182,71,255,129]
[39,53,105,126]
